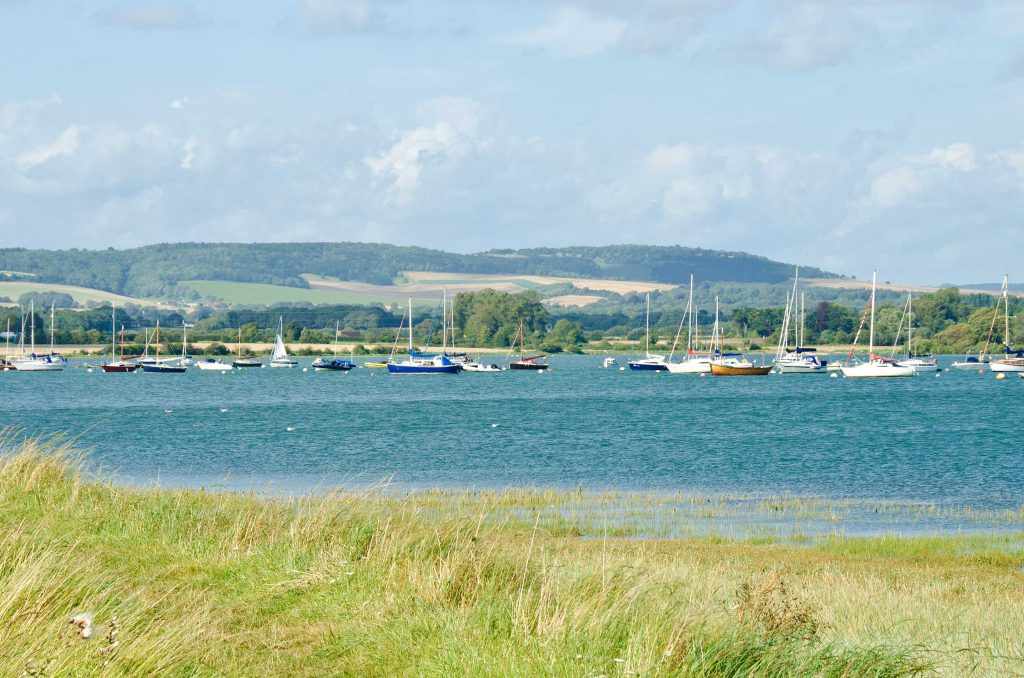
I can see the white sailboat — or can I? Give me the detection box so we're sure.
[667,274,713,374]
[269,316,298,368]
[893,293,938,373]
[774,268,826,374]
[629,294,668,370]
[11,301,66,371]
[989,274,1024,373]
[841,271,916,378]
[2,317,15,370]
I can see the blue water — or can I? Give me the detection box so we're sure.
[1,357,1022,514]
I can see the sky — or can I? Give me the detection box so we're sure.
[1,0,1023,285]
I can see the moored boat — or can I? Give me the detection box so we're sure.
[774,270,827,374]
[709,358,773,376]
[507,318,548,370]
[313,323,355,371]
[841,272,916,378]
[102,307,139,373]
[892,293,938,373]
[628,294,668,371]
[231,327,262,368]
[387,299,461,374]
[988,275,1024,373]
[141,321,188,373]
[269,317,297,368]
[10,301,65,372]
[196,357,233,371]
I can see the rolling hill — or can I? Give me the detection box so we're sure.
[0,243,840,300]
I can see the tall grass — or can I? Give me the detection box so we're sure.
[2,434,1021,675]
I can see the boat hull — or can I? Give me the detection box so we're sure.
[142,364,187,373]
[710,363,773,376]
[775,363,826,374]
[10,358,64,372]
[950,361,988,371]
[509,361,548,370]
[387,363,461,374]
[897,360,939,373]
[990,361,1024,373]
[232,359,263,368]
[269,359,298,368]
[101,363,139,373]
[840,363,916,378]
[196,361,233,371]
[628,361,668,371]
[666,360,711,374]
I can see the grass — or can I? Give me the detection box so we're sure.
[3,435,1024,675]
[181,280,441,307]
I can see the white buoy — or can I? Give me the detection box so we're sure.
[220,408,228,413]
[618,366,625,371]
[286,426,295,431]
[302,367,308,372]
[829,372,839,378]
[491,423,499,428]
[164,408,173,414]
[86,368,93,373]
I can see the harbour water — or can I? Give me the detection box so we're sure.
[2,356,1022,536]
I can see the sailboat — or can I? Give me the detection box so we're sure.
[231,327,262,368]
[269,316,298,368]
[312,322,355,371]
[507,318,549,370]
[11,301,66,371]
[774,269,826,374]
[446,296,501,372]
[708,298,772,376]
[628,294,668,371]
[101,306,139,372]
[893,293,938,373]
[666,275,712,374]
[387,299,461,374]
[141,320,188,373]
[988,274,1024,373]
[840,272,916,378]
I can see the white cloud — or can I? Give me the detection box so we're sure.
[743,3,868,71]
[16,125,80,170]
[364,96,486,204]
[93,3,203,31]
[866,143,976,210]
[169,96,189,110]
[503,6,627,57]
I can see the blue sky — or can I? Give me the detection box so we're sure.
[2,1,1023,284]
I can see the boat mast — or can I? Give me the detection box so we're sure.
[794,290,802,350]
[408,298,413,353]
[155,320,161,360]
[334,321,339,358]
[4,318,9,360]
[442,289,447,354]
[1003,274,1010,353]
[111,305,117,363]
[520,317,525,360]
[868,271,877,360]
[181,322,187,361]
[713,296,720,354]
[49,302,55,356]
[907,293,913,357]
[687,274,694,356]
[645,293,651,357]
[237,327,242,358]
[29,300,35,355]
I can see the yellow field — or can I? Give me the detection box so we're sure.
[0,282,151,307]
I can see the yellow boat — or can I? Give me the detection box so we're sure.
[363,361,389,369]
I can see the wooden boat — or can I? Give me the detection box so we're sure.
[231,327,262,368]
[710,359,773,376]
[102,307,139,373]
[507,318,548,370]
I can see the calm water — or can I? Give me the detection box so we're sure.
[2,356,1022,514]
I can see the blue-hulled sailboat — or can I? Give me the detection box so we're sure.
[313,322,355,371]
[387,299,461,374]
[628,294,668,371]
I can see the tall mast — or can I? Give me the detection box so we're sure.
[111,305,116,362]
[520,317,525,360]
[794,290,802,350]
[441,289,447,354]
[237,327,242,358]
[1003,274,1010,352]
[4,318,9,360]
[29,299,35,355]
[408,298,413,352]
[868,271,877,359]
[155,320,161,360]
[713,296,720,353]
[181,321,187,360]
[645,293,651,356]
[907,293,913,357]
[49,302,55,355]
[687,274,694,356]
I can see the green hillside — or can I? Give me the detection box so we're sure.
[0,243,840,299]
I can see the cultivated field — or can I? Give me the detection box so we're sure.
[0,282,151,307]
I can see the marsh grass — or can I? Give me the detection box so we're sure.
[2,433,1023,675]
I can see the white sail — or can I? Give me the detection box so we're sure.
[271,334,288,360]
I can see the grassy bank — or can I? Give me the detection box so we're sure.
[2,437,1023,676]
